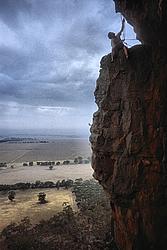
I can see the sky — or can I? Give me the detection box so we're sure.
[0,0,138,135]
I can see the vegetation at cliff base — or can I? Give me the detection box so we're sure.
[1,180,113,250]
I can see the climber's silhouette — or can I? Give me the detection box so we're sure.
[108,18,128,62]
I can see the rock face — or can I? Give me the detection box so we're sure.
[90,1,167,249]
[113,0,167,50]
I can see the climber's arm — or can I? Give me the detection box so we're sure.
[116,18,125,38]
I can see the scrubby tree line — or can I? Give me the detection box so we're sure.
[0,156,91,170]
[0,162,7,168]
[22,156,91,168]
[0,179,74,192]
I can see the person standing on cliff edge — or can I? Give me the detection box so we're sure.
[108,18,128,62]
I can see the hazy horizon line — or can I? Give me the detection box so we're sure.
[0,128,90,137]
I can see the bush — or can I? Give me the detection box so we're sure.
[62,160,70,165]
[38,192,47,203]
[1,180,112,250]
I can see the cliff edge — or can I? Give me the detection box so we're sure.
[90,1,167,249]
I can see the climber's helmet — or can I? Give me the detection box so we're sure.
[108,32,115,39]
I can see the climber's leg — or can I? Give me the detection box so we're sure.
[111,53,114,62]
[111,48,116,62]
[123,46,128,59]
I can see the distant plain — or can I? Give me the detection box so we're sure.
[0,138,91,163]
[0,138,93,230]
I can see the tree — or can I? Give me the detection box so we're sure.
[63,160,70,165]
[8,191,16,202]
[0,162,7,168]
[35,180,41,187]
[56,180,60,190]
[38,192,47,203]
[44,181,54,188]
[74,158,78,164]
[77,156,83,164]
[49,165,53,170]
[61,179,66,187]
[56,161,61,165]
[65,179,74,188]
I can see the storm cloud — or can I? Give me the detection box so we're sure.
[0,0,137,133]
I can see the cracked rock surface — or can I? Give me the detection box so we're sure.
[90,1,167,249]
[90,45,167,249]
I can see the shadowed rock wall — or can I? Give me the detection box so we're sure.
[90,1,167,249]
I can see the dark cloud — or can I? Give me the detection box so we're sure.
[0,0,32,27]
[0,0,138,131]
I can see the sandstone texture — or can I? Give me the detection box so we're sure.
[90,1,167,249]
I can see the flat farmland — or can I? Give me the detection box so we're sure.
[0,138,91,163]
[0,138,93,231]
[0,164,93,184]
